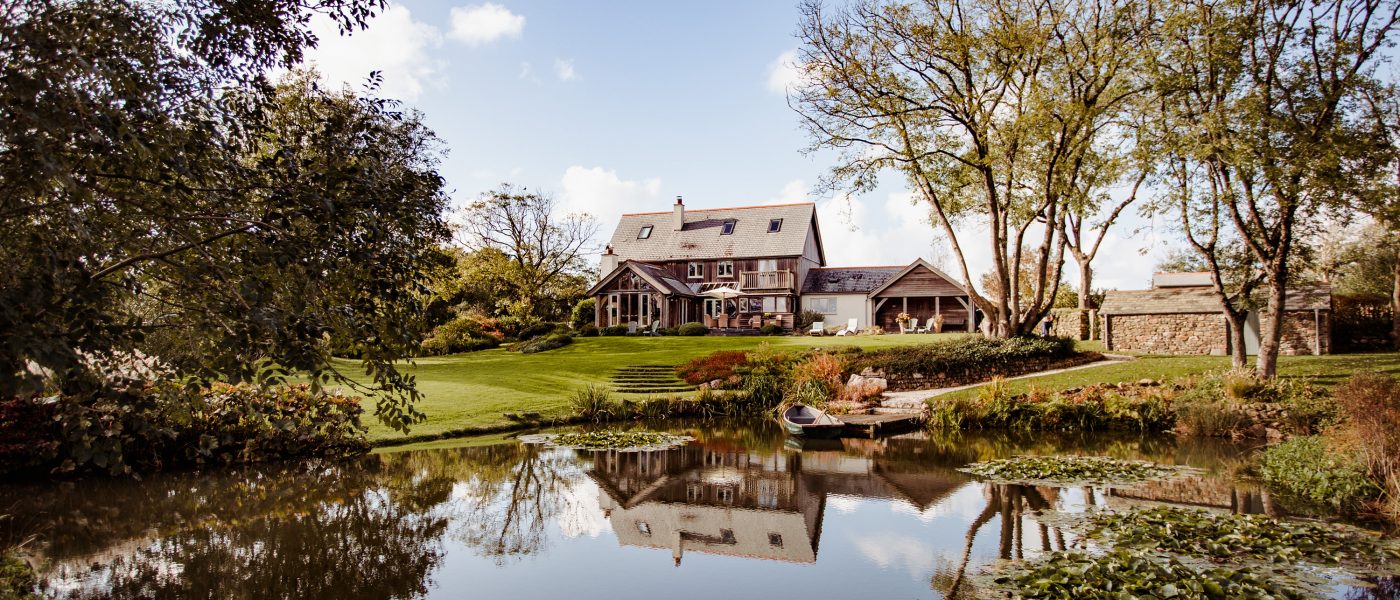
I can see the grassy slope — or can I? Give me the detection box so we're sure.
[934,350,1400,402]
[351,333,968,442]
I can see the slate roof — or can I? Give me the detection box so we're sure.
[1100,284,1331,315]
[607,203,824,263]
[801,267,903,294]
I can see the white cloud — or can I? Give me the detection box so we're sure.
[449,3,526,46]
[773,179,809,204]
[518,61,540,83]
[766,49,802,95]
[851,533,938,580]
[303,4,444,102]
[559,166,664,252]
[554,58,578,82]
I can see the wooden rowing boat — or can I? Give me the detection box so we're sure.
[781,404,845,438]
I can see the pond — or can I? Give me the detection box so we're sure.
[1,421,1394,599]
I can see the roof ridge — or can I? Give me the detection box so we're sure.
[812,265,906,270]
[621,202,815,216]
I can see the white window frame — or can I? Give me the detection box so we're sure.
[717,261,734,278]
[809,297,838,315]
[687,262,704,278]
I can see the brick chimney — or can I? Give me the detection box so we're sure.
[600,245,619,275]
[672,195,685,230]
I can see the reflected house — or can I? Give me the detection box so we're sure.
[585,436,970,566]
[590,447,824,565]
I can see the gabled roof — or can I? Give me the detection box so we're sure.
[865,258,969,298]
[1100,284,1331,315]
[801,267,903,294]
[585,260,699,297]
[607,203,825,264]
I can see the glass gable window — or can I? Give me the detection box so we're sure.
[638,225,653,239]
[767,218,782,233]
[720,221,736,235]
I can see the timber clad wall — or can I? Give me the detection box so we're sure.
[873,267,965,297]
[1105,313,1229,355]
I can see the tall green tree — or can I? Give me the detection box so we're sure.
[1152,0,1399,377]
[0,0,448,432]
[791,0,1151,337]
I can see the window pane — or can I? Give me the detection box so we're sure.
[721,221,735,235]
[638,225,652,239]
[768,219,782,232]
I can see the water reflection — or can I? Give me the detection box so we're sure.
[0,423,1363,599]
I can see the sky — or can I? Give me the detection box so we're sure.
[301,0,1175,291]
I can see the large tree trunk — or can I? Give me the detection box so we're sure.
[1224,310,1248,370]
[1256,276,1287,379]
[1077,257,1093,310]
[1393,243,1400,350]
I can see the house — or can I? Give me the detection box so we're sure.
[1099,272,1331,355]
[586,197,974,331]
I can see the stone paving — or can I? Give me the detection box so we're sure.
[877,354,1135,411]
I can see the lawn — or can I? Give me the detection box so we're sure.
[348,332,1400,446]
[346,333,967,443]
[934,350,1400,402]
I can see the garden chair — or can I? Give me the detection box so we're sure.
[809,321,825,336]
[645,321,661,336]
[902,318,919,334]
[718,315,730,329]
[916,319,929,334]
[627,322,638,334]
[836,318,859,336]
[749,315,762,329]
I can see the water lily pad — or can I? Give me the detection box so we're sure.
[981,549,1308,599]
[958,455,1200,487]
[520,430,692,451]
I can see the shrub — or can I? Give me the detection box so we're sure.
[0,397,59,474]
[787,352,845,406]
[577,324,600,337]
[420,316,502,355]
[1,384,371,477]
[517,321,558,341]
[760,323,784,336]
[658,327,679,336]
[571,385,614,422]
[846,335,1076,381]
[601,325,629,336]
[1333,372,1400,521]
[676,351,749,385]
[1221,369,1264,401]
[571,298,596,330]
[518,333,574,354]
[677,322,709,336]
[794,309,824,331]
[1258,436,1382,511]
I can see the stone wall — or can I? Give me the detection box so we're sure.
[1277,310,1330,355]
[1049,309,1096,340]
[1104,313,1229,355]
[1104,310,1331,355]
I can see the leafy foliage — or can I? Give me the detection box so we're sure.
[846,336,1076,381]
[1258,436,1381,511]
[988,549,1306,599]
[928,382,1176,433]
[419,315,502,356]
[675,351,749,386]
[570,298,596,330]
[0,546,38,600]
[1,0,450,434]
[958,455,1194,486]
[515,333,573,354]
[1088,507,1400,569]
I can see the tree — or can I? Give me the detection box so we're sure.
[792,0,1150,337]
[1152,0,1400,377]
[456,185,599,321]
[0,0,448,432]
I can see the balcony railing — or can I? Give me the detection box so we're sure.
[739,270,794,291]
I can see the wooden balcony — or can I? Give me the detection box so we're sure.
[739,270,795,291]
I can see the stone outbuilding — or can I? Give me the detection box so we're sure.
[1099,273,1331,355]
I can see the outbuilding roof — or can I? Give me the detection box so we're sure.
[1100,284,1331,315]
[584,260,699,297]
[801,267,903,294]
[606,203,825,264]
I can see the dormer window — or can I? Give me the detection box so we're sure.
[767,219,783,233]
[638,225,653,239]
[720,220,736,235]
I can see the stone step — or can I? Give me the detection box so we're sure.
[872,406,925,415]
[880,397,929,410]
